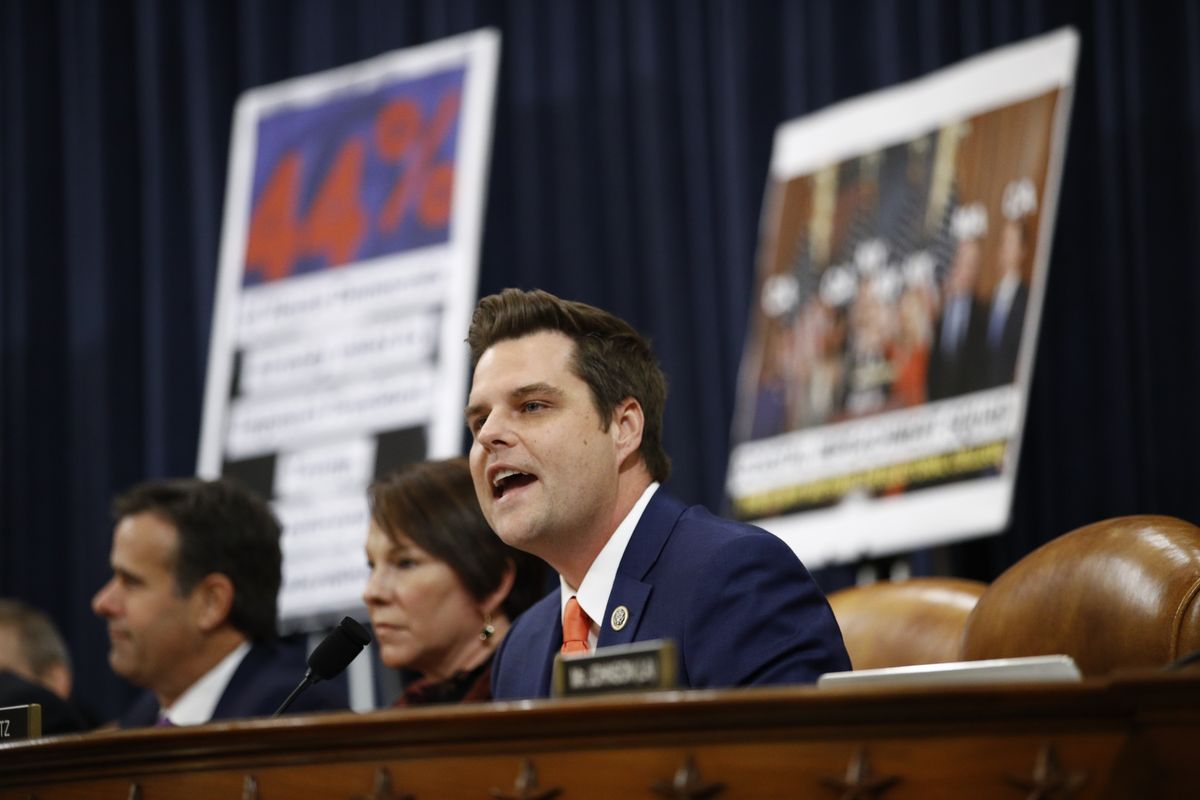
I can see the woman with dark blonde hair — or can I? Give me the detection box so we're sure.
[363,458,547,705]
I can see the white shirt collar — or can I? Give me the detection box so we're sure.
[560,482,660,650]
[159,640,251,726]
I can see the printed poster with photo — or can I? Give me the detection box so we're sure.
[198,30,499,627]
[727,29,1078,565]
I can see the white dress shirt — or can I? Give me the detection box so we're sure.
[988,273,1021,347]
[941,295,971,355]
[559,482,660,651]
[158,641,251,726]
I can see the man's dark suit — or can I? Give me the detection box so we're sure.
[119,640,348,727]
[0,670,88,735]
[982,283,1029,388]
[491,491,850,699]
[926,295,988,401]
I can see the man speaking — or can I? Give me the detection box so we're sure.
[464,289,849,699]
[93,478,347,726]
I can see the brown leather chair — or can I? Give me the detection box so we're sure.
[827,578,987,670]
[960,515,1200,676]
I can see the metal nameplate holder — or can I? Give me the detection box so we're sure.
[0,704,43,741]
[552,639,677,698]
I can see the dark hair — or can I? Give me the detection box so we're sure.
[467,288,671,482]
[0,599,72,676]
[368,458,547,621]
[112,478,282,641]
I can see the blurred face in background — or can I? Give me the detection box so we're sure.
[0,626,37,683]
[362,521,490,681]
[91,513,205,695]
[947,238,982,298]
[0,625,72,700]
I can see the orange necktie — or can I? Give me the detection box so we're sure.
[561,596,593,655]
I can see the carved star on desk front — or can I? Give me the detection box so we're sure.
[489,758,562,800]
[1006,743,1088,800]
[651,755,726,799]
[352,767,414,800]
[820,747,899,800]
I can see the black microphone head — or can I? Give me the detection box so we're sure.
[307,616,372,681]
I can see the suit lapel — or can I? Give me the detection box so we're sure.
[534,594,563,697]
[597,574,651,647]
[211,642,263,720]
[596,490,686,648]
[120,690,161,728]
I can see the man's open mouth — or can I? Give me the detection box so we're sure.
[492,468,536,499]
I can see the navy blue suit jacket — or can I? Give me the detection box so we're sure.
[491,490,850,699]
[119,639,348,727]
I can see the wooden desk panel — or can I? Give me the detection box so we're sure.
[1,672,1195,799]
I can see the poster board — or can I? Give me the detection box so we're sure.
[199,30,499,627]
[727,29,1078,565]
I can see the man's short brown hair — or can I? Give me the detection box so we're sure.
[467,288,670,483]
[0,599,72,678]
[112,478,282,642]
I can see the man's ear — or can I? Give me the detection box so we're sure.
[611,396,645,465]
[191,573,235,633]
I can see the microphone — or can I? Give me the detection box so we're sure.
[273,616,372,717]
[1165,648,1200,671]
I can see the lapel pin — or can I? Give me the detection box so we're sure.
[610,605,629,631]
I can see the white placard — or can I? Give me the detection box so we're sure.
[199,30,500,627]
[728,29,1078,564]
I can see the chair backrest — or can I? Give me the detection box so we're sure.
[960,515,1200,676]
[827,577,987,670]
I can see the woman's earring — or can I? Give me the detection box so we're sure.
[479,613,496,642]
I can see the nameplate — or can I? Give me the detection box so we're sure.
[0,704,42,740]
[552,640,677,698]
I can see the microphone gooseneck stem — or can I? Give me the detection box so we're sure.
[273,670,317,717]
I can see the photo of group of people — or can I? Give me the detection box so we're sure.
[736,91,1055,445]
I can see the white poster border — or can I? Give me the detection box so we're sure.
[199,29,499,477]
[732,28,1079,565]
[197,30,499,627]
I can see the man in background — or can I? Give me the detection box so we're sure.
[92,478,346,726]
[927,204,989,401]
[0,599,88,733]
[465,289,849,699]
[982,217,1031,388]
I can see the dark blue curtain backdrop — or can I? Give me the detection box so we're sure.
[4,0,1200,720]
